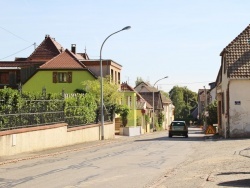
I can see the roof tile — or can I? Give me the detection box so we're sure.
[221,24,250,78]
[40,49,86,69]
[27,35,63,61]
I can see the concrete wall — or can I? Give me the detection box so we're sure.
[0,122,114,157]
[229,80,250,137]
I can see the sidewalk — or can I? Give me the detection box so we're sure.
[150,136,250,188]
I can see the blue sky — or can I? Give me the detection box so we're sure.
[1,0,250,92]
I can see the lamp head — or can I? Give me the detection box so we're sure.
[122,26,131,30]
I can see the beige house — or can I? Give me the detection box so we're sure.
[216,24,250,138]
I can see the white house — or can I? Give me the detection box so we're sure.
[216,24,250,138]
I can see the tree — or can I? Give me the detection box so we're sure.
[169,86,197,120]
[135,77,150,86]
[160,90,170,98]
[81,76,122,114]
[169,86,185,119]
[206,100,218,125]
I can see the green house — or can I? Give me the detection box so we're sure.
[120,82,152,134]
[23,49,96,93]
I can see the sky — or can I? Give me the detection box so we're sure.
[1,0,250,93]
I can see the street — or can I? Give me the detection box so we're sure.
[0,127,250,188]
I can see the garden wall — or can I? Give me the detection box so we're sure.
[0,122,114,157]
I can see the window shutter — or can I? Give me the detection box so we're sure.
[68,72,72,83]
[53,72,57,83]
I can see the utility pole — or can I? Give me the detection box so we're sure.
[203,86,207,129]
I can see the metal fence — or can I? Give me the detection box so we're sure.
[0,99,113,131]
[0,99,65,131]
[65,106,112,128]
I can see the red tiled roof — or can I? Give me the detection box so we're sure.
[40,49,86,69]
[221,24,250,78]
[74,53,90,60]
[27,35,64,61]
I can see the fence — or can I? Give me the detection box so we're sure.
[0,99,65,131]
[0,99,112,131]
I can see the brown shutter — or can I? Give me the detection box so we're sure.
[53,72,57,83]
[68,72,72,83]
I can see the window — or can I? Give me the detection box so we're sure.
[118,72,120,84]
[53,72,72,83]
[115,71,117,84]
[111,69,114,82]
[127,96,132,107]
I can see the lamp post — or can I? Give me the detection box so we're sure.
[152,76,168,131]
[100,26,131,140]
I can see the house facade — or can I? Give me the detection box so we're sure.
[216,24,250,138]
[120,82,152,134]
[23,49,96,93]
[134,82,174,130]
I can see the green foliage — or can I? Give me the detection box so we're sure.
[160,90,169,99]
[135,77,150,86]
[81,76,122,110]
[0,88,65,130]
[115,104,130,127]
[64,93,97,126]
[169,86,198,120]
[158,112,164,127]
[74,88,86,94]
[136,117,141,126]
[0,87,98,130]
[206,100,218,125]
[145,114,150,124]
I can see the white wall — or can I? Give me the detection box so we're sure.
[229,80,250,137]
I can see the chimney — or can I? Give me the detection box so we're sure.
[71,44,76,54]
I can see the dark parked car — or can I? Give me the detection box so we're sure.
[169,121,188,138]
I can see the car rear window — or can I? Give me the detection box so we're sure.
[171,122,185,126]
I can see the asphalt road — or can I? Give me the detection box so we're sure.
[1,128,249,188]
[0,128,204,188]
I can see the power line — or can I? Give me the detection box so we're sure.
[0,43,35,60]
[158,81,214,85]
[0,26,30,43]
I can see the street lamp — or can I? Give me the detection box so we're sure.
[100,26,131,140]
[152,76,168,131]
